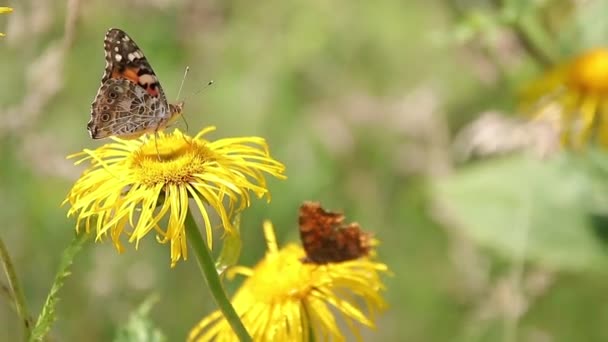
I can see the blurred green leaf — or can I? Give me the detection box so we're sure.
[501,0,544,21]
[30,233,88,342]
[113,295,166,342]
[568,0,608,51]
[434,153,608,271]
[215,214,242,275]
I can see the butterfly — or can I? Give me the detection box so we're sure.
[298,201,372,264]
[88,28,184,139]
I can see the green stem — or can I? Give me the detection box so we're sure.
[0,282,15,309]
[185,211,252,342]
[30,232,89,341]
[510,15,558,67]
[0,236,32,341]
[497,0,559,67]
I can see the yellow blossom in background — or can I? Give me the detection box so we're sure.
[0,7,12,37]
[189,221,389,342]
[64,127,285,266]
[522,48,608,148]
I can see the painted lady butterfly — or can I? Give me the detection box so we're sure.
[88,28,183,139]
[298,201,372,264]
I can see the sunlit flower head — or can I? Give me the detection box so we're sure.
[189,221,389,342]
[522,48,608,148]
[64,127,286,266]
[0,7,12,37]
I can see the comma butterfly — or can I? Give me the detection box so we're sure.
[298,201,372,264]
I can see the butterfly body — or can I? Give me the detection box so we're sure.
[88,28,183,139]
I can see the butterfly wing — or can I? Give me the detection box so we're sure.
[89,78,170,139]
[88,28,172,139]
[298,202,372,264]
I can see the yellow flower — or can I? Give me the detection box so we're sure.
[0,7,12,37]
[64,127,285,266]
[189,221,389,342]
[522,48,608,147]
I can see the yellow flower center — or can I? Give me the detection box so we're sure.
[129,135,214,186]
[568,48,608,94]
[246,245,317,302]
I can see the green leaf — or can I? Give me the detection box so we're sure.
[433,153,608,271]
[113,295,166,342]
[30,233,89,341]
[215,214,242,275]
[570,0,608,50]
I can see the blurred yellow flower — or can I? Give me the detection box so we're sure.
[522,48,608,147]
[0,7,12,37]
[189,221,389,342]
[64,127,285,266]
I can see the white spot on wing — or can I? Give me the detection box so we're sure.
[138,74,157,86]
[114,54,122,62]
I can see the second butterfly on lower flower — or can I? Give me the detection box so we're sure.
[189,203,389,341]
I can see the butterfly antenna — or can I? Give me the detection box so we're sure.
[182,80,214,102]
[178,79,214,136]
[195,80,214,96]
[176,66,190,101]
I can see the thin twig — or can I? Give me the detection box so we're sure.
[0,237,32,341]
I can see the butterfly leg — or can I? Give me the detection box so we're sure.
[180,132,192,145]
[154,131,161,161]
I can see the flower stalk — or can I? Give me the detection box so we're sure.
[185,210,252,342]
[0,236,31,341]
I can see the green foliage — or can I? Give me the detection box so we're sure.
[434,153,608,272]
[113,295,166,342]
[215,214,242,275]
[30,233,88,341]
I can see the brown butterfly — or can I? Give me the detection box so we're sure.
[298,201,372,264]
[88,28,184,139]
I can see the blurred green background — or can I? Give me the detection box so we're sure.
[3,0,608,341]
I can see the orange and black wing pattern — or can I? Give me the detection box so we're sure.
[298,201,372,264]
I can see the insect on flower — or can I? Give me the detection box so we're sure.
[298,201,372,264]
